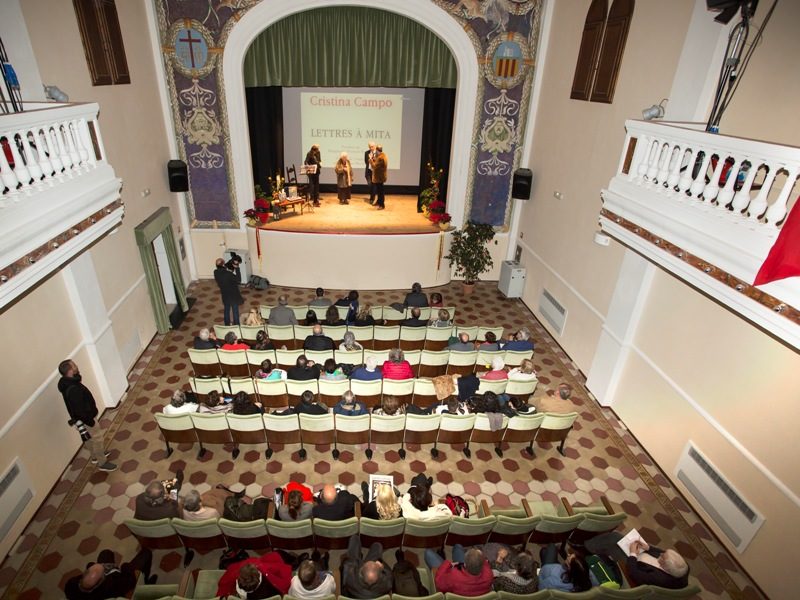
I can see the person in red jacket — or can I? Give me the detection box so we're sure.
[425,545,493,596]
[382,348,414,380]
[216,552,292,599]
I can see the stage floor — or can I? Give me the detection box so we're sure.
[259,193,437,234]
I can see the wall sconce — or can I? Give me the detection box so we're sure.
[642,98,668,120]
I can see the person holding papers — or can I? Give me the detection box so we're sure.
[305,144,322,206]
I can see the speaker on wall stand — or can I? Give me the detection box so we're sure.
[167,159,189,192]
[512,168,533,200]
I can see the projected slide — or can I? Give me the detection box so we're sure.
[301,92,404,167]
[283,87,424,186]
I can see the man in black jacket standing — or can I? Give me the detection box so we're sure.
[58,360,117,472]
[214,258,243,325]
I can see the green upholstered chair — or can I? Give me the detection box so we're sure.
[435,413,476,458]
[403,413,441,457]
[171,517,226,566]
[565,496,628,547]
[444,592,498,600]
[123,518,181,551]
[189,412,234,459]
[266,516,314,550]
[535,411,579,456]
[217,517,269,550]
[312,516,359,550]
[263,412,301,459]
[333,413,371,460]
[498,591,555,600]
[403,517,451,550]
[502,413,545,457]
[359,516,405,549]
[153,413,198,458]
[470,413,509,458]
[444,515,496,548]
[225,412,266,460]
[187,348,221,378]
[645,584,702,598]
[480,500,539,549]
[299,412,335,459]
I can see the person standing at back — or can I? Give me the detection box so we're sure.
[214,258,243,325]
[305,144,322,206]
[371,145,388,210]
[57,360,117,472]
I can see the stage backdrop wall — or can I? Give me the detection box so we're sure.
[155,0,544,228]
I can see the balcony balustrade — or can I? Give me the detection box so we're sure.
[0,102,123,307]
[600,120,800,349]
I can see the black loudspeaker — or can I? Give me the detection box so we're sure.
[167,160,189,192]
[511,168,533,200]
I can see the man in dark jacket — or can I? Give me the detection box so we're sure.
[403,283,429,308]
[214,258,243,325]
[303,324,335,351]
[64,548,156,599]
[400,308,427,328]
[341,534,392,599]
[364,142,377,204]
[313,485,358,520]
[58,360,116,472]
[287,356,321,381]
[305,144,322,206]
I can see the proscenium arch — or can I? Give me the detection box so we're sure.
[222,0,478,231]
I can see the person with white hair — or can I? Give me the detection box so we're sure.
[163,390,198,415]
[335,151,353,205]
[334,391,368,416]
[478,356,508,381]
[351,356,382,381]
[501,326,534,352]
[268,295,298,326]
[193,327,220,349]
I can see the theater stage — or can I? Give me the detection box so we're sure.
[246,193,454,290]
[258,193,438,234]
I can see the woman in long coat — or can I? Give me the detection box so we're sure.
[335,151,353,205]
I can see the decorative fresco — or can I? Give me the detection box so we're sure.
[155,0,542,228]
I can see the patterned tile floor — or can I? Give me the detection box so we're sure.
[0,281,764,599]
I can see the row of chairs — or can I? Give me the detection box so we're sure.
[154,411,579,461]
[124,496,625,567]
[212,322,502,352]
[189,375,538,410]
[257,304,459,324]
[188,347,535,379]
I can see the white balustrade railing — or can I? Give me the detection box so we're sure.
[0,102,105,205]
[614,120,800,230]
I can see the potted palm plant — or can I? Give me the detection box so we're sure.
[444,221,495,294]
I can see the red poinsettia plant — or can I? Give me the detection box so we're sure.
[428,199,451,225]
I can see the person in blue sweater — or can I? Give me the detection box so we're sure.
[334,391,368,416]
[537,544,594,592]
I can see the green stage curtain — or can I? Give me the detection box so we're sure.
[243,7,457,88]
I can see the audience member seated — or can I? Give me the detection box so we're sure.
[163,390,198,415]
[479,357,508,380]
[401,307,427,328]
[537,543,593,592]
[510,395,536,415]
[309,287,333,307]
[216,553,292,599]
[304,324,335,351]
[312,484,359,520]
[482,543,516,573]
[278,489,313,522]
[334,390,368,416]
[320,358,347,381]
[478,331,500,351]
[251,330,275,351]
[198,389,231,414]
[382,349,414,380]
[502,327,534,352]
[221,331,249,351]
[429,292,444,307]
[353,304,376,326]
[193,327,220,349]
[335,290,360,322]
[243,308,264,326]
[182,487,234,521]
[425,545,493,596]
[320,305,342,327]
[287,355,321,380]
[360,481,402,520]
[283,480,315,502]
[231,391,263,415]
[625,540,689,589]
[508,358,537,381]
[341,534,393,599]
[534,389,572,414]
[64,548,156,599]
[404,282,429,308]
[305,310,319,326]
[372,394,405,416]
[399,481,452,520]
[339,331,364,352]
[432,396,468,415]
[393,549,429,596]
[292,390,328,415]
[429,309,452,328]
[289,558,337,600]
[134,473,183,520]
[255,358,287,381]
[492,551,538,594]
[448,332,475,352]
[269,296,298,326]
[351,356,382,381]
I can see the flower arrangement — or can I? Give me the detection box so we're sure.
[428,199,451,226]
[267,174,284,200]
[420,162,444,214]
[253,184,272,223]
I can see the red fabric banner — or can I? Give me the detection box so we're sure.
[753,199,800,286]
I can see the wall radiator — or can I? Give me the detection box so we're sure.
[675,442,764,553]
[0,459,34,542]
[538,288,567,335]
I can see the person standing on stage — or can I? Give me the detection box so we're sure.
[364,141,377,204]
[305,144,322,207]
[335,152,353,205]
[371,145,388,210]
